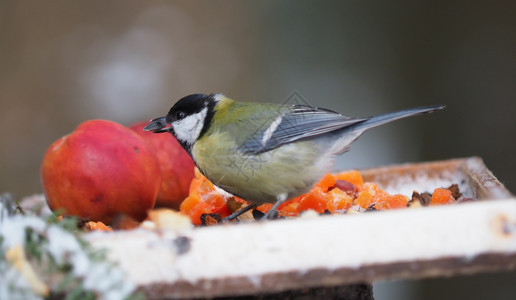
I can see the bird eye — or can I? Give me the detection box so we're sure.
[176,111,186,120]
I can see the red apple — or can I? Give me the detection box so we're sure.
[41,120,161,224]
[130,121,195,209]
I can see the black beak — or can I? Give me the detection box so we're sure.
[143,116,173,133]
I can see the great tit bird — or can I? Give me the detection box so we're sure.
[145,94,444,219]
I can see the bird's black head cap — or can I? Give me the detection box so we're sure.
[166,94,213,123]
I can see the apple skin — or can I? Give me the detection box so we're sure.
[41,120,161,224]
[129,121,195,209]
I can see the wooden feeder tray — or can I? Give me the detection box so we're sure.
[86,157,516,299]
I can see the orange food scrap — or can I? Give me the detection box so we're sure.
[316,173,337,192]
[326,188,354,212]
[180,172,232,225]
[354,182,386,209]
[85,221,112,231]
[297,187,330,214]
[430,188,455,205]
[191,193,231,225]
[256,203,273,214]
[279,201,300,217]
[180,169,459,225]
[354,189,372,208]
[179,192,201,216]
[375,194,409,210]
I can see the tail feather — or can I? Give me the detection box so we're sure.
[350,104,445,132]
[328,104,445,155]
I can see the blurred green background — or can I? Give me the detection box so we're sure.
[1,1,515,299]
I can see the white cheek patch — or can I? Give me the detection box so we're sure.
[212,94,224,102]
[172,107,208,145]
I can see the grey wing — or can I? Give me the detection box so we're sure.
[240,105,366,154]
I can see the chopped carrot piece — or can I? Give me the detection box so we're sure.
[180,193,201,214]
[375,194,409,210]
[205,193,232,218]
[188,201,211,226]
[326,188,354,212]
[257,203,273,213]
[355,189,373,208]
[355,182,383,208]
[85,221,112,231]
[431,188,455,205]
[297,187,329,214]
[279,201,300,217]
[316,173,337,192]
[188,177,201,195]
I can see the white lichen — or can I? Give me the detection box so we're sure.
[0,207,137,300]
